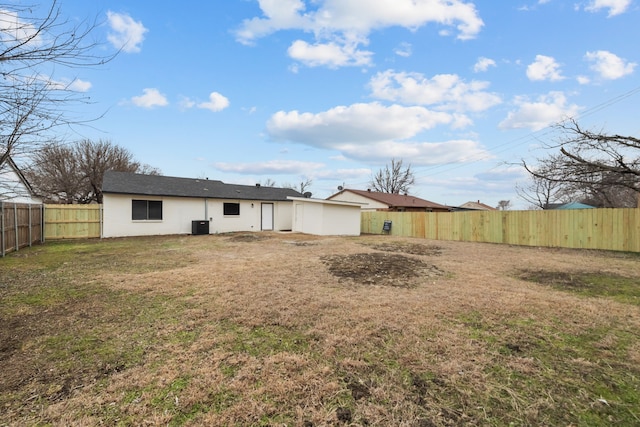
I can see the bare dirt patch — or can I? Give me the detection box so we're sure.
[321,252,442,287]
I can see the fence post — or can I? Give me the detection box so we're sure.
[13,202,18,252]
[1,201,4,257]
[41,204,45,243]
[28,204,32,247]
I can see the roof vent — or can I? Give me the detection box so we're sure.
[256,183,261,187]
[303,192,312,198]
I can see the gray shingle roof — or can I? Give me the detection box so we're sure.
[103,171,303,201]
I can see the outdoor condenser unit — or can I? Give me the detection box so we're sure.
[191,220,209,235]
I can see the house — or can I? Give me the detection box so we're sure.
[102,171,303,238]
[289,196,362,236]
[0,156,42,204]
[454,200,497,211]
[327,188,450,212]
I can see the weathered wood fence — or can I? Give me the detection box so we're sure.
[44,204,102,240]
[362,208,640,252]
[0,202,44,257]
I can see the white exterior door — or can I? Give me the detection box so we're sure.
[261,203,274,230]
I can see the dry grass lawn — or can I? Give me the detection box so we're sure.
[1,232,639,426]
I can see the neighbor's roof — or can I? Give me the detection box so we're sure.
[330,189,449,209]
[103,171,303,201]
[547,202,596,210]
[458,200,497,211]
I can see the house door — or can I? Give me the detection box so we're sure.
[261,203,274,230]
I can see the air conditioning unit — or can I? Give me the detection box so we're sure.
[191,220,209,235]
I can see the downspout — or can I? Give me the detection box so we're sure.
[204,198,208,221]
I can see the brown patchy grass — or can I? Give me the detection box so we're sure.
[1,233,640,426]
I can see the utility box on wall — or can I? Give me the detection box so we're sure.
[191,220,209,235]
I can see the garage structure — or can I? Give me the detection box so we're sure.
[289,196,363,236]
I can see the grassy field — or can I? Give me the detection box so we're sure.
[1,232,639,426]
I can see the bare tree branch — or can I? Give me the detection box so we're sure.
[370,158,415,194]
[0,1,115,174]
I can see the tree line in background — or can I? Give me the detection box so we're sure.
[519,119,639,209]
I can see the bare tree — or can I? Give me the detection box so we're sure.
[0,1,114,170]
[260,178,277,187]
[516,154,572,209]
[496,200,511,211]
[283,178,313,195]
[370,159,415,194]
[26,139,160,204]
[523,119,639,208]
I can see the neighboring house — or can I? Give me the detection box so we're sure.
[0,157,42,204]
[454,200,497,211]
[102,171,303,238]
[289,196,362,236]
[544,202,595,210]
[327,188,450,212]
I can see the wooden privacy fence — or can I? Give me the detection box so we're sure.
[44,204,102,240]
[362,208,640,252]
[0,202,44,257]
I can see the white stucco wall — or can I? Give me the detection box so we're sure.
[327,191,386,211]
[0,163,42,204]
[290,197,361,236]
[103,193,293,237]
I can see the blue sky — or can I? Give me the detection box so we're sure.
[47,1,640,207]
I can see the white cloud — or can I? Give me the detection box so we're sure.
[131,88,169,108]
[313,168,371,180]
[47,77,92,92]
[178,96,196,110]
[267,102,454,147]
[0,10,41,46]
[526,55,564,81]
[499,91,581,131]
[585,50,636,80]
[265,102,492,165]
[287,38,373,68]
[68,79,92,92]
[107,11,148,53]
[584,0,631,17]
[236,0,483,68]
[338,139,493,164]
[369,70,502,113]
[576,75,591,84]
[394,42,413,57]
[198,92,230,112]
[473,57,496,72]
[213,160,325,174]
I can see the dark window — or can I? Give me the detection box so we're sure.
[132,200,163,220]
[223,202,240,216]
